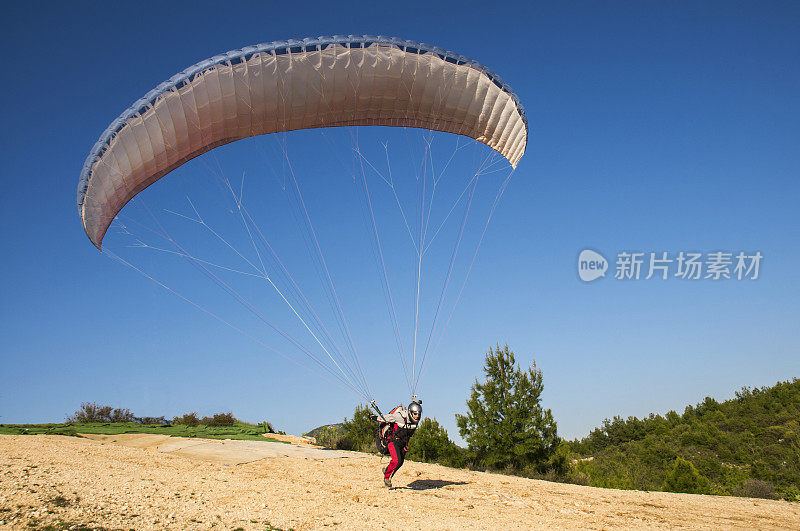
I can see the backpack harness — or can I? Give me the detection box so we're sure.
[375,405,403,455]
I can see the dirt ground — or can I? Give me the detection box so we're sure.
[76,434,353,465]
[1,434,799,530]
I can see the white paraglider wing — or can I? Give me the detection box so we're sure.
[77,35,528,249]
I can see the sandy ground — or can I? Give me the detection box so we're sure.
[1,434,799,530]
[77,434,352,465]
[263,434,321,448]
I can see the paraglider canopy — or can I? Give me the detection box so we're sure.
[77,35,528,249]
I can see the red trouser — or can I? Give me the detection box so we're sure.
[384,441,406,479]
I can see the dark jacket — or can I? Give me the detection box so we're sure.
[388,423,416,449]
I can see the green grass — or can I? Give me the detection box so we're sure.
[0,422,288,443]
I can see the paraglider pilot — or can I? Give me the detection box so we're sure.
[373,400,422,488]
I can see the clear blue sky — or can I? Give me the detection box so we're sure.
[1,1,798,442]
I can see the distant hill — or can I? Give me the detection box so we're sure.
[566,378,800,500]
[303,423,345,447]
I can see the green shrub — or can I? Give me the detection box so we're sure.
[334,437,356,451]
[200,412,236,427]
[138,416,170,425]
[341,404,376,452]
[780,485,799,502]
[663,457,710,494]
[173,413,200,427]
[407,418,461,465]
[67,402,135,423]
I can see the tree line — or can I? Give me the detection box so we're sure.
[565,378,800,501]
[66,404,243,428]
[321,346,799,502]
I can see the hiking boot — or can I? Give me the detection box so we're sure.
[384,478,392,488]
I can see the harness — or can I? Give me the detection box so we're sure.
[376,406,416,455]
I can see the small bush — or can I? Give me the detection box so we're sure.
[340,405,377,452]
[335,437,356,451]
[110,407,135,422]
[200,412,236,427]
[663,457,710,494]
[138,416,170,425]
[173,413,200,427]
[67,402,135,423]
[734,479,778,500]
[407,418,461,465]
[568,470,591,486]
[780,486,799,502]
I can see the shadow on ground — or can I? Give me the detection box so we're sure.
[403,479,470,490]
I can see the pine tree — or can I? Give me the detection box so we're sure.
[456,344,559,472]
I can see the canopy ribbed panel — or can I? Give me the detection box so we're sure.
[79,39,527,249]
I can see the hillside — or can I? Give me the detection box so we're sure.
[566,378,800,500]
